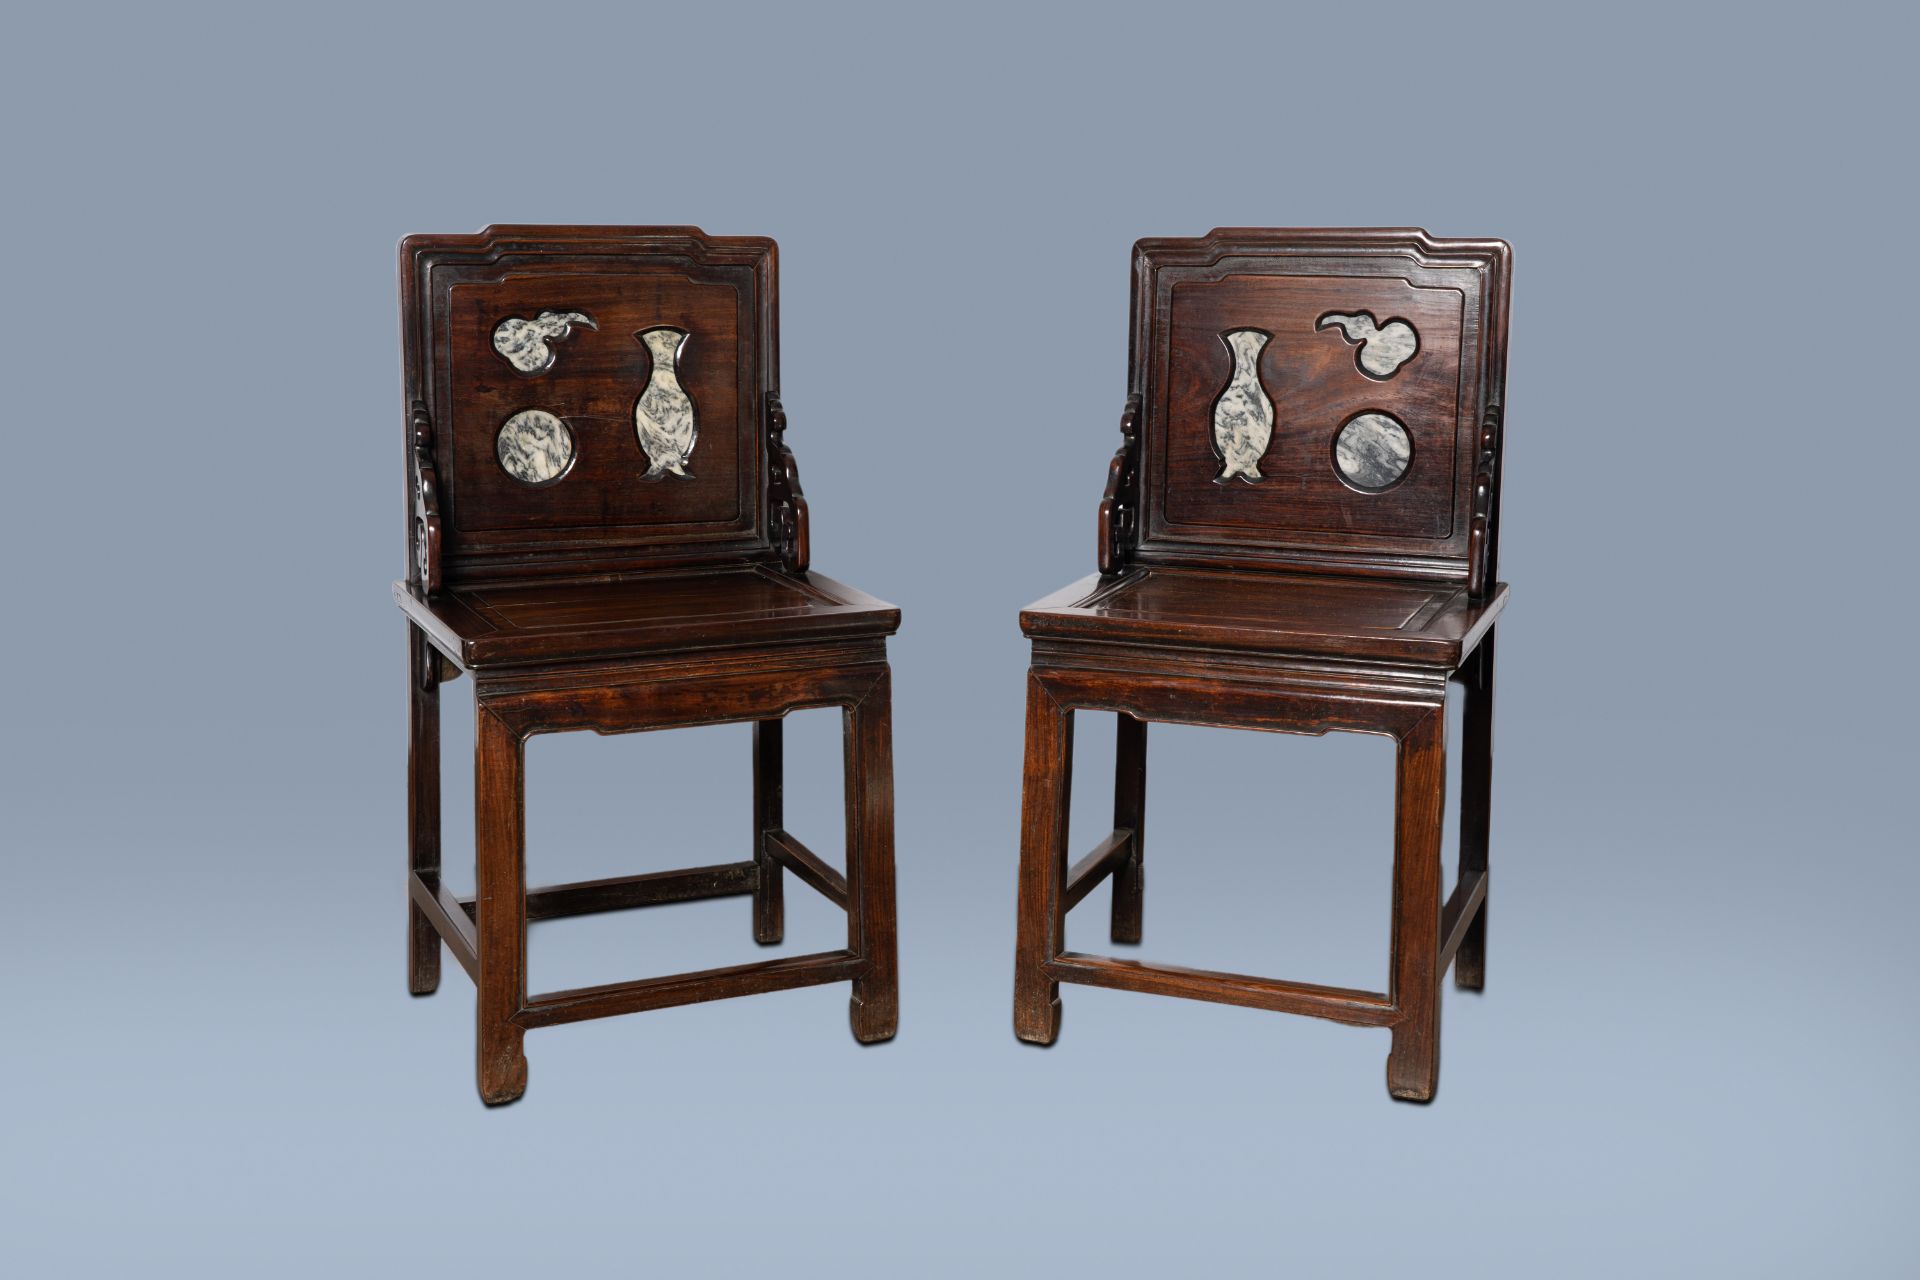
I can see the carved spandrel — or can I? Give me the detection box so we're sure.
[410,401,442,592]
[1098,393,1143,574]
[1468,404,1502,597]
[766,392,809,573]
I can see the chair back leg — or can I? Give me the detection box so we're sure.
[753,719,786,945]
[408,625,442,997]
[1455,628,1495,991]
[1110,714,1147,945]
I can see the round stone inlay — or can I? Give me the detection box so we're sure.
[1333,412,1412,492]
[497,409,575,486]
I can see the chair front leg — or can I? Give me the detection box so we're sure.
[752,719,786,945]
[474,704,529,1106]
[845,671,899,1042]
[407,624,441,996]
[1387,705,1447,1102]
[1013,673,1074,1044]
[1110,713,1147,945]
[1456,626,1495,991]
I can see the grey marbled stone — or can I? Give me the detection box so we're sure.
[634,327,697,478]
[496,409,575,485]
[1212,329,1274,483]
[1334,412,1412,491]
[493,310,596,373]
[1317,312,1418,378]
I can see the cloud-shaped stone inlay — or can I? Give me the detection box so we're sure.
[1317,311,1418,378]
[492,310,596,374]
[1333,412,1412,492]
[496,409,575,486]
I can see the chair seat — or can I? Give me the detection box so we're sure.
[396,565,899,669]
[1021,567,1506,667]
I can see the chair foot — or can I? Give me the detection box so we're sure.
[1454,901,1486,991]
[409,913,441,995]
[754,920,785,947]
[1013,993,1061,1046]
[478,1035,528,1107]
[849,987,898,1044]
[1386,1027,1438,1103]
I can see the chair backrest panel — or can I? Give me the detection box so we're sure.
[1131,228,1510,583]
[401,226,777,586]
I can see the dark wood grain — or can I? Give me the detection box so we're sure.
[766,829,849,910]
[407,624,442,995]
[1454,624,1495,990]
[846,668,899,1042]
[1011,228,1509,1102]
[1012,674,1073,1046]
[398,226,900,1105]
[1110,715,1147,944]
[1386,706,1447,1102]
[753,718,786,944]
[474,704,528,1106]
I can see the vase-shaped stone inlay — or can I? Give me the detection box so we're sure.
[1333,411,1413,491]
[492,311,596,374]
[1317,312,1418,378]
[496,409,575,486]
[633,327,697,479]
[1211,329,1274,483]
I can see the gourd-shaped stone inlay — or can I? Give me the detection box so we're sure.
[496,409,576,486]
[633,327,697,479]
[492,311,596,374]
[1317,312,1418,378]
[1211,329,1274,484]
[1333,412,1413,492]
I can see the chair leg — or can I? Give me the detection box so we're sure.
[752,719,786,945]
[407,625,441,996]
[845,671,899,1042]
[474,704,529,1106]
[1013,674,1073,1045]
[1455,627,1495,991]
[1386,705,1447,1102]
[1110,714,1147,945]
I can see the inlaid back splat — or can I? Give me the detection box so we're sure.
[1130,228,1509,586]
[398,227,779,584]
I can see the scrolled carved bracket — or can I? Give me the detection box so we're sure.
[1097,394,1143,576]
[1467,403,1501,598]
[766,393,810,574]
[410,400,443,593]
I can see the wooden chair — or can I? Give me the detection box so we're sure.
[1011,228,1511,1101]
[396,226,899,1105]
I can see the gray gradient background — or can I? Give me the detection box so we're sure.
[4,2,1914,1273]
